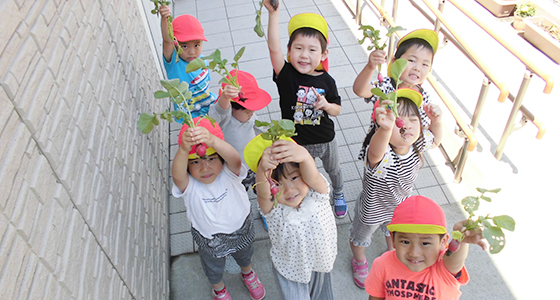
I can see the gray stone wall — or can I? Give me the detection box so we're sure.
[0,0,169,298]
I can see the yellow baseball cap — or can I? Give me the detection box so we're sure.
[387,29,439,77]
[287,13,329,71]
[243,134,296,173]
[397,88,423,108]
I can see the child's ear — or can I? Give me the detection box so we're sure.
[321,48,329,61]
[440,233,450,251]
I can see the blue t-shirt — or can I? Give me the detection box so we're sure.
[163,50,217,120]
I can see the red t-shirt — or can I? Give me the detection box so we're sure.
[365,251,469,300]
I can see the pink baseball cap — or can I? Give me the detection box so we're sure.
[220,70,271,111]
[387,195,447,234]
[178,117,223,159]
[172,15,207,42]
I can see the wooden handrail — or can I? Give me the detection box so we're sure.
[448,0,555,94]
[365,0,478,151]
[421,0,510,103]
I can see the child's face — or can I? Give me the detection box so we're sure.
[276,165,309,209]
[397,45,433,88]
[188,153,222,184]
[389,114,421,155]
[287,34,327,75]
[393,232,448,272]
[232,108,255,123]
[179,40,203,62]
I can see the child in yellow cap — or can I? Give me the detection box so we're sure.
[353,29,440,160]
[365,195,487,300]
[159,5,217,119]
[171,117,265,300]
[349,89,443,289]
[244,134,337,300]
[263,0,348,218]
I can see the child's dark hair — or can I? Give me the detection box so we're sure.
[288,28,327,53]
[392,231,446,240]
[394,38,435,61]
[360,97,424,164]
[231,102,247,111]
[186,153,224,174]
[271,162,300,182]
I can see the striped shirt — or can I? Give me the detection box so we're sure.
[358,129,434,225]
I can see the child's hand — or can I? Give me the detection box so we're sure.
[270,140,306,164]
[368,49,387,69]
[263,0,280,12]
[159,5,171,19]
[179,128,197,152]
[188,126,214,148]
[424,103,442,122]
[453,220,488,251]
[311,87,329,111]
[259,146,279,171]
[374,100,396,130]
[221,84,240,100]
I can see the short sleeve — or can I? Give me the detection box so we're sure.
[365,256,387,297]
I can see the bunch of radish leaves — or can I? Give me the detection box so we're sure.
[358,25,405,82]
[370,58,408,130]
[185,47,246,92]
[448,188,515,255]
[150,0,182,62]
[254,0,279,37]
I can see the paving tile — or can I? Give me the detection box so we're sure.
[170,212,190,234]
[336,112,362,129]
[197,6,227,22]
[341,126,366,145]
[170,232,194,256]
[200,18,231,36]
[416,185,449,205]
[225,2,257,18]
[169,195,186,214]
[414,166,439,189]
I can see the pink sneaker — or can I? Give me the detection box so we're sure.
[212,286,232,300]
[242,270,266,300]
[351,258,369,289]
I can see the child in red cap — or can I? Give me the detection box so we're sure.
[263,0,348,219]
[208,69,272,229]
[365,195,487,300]
[171,117,265,300]
[159,5,216,119]
[353,29,440,161]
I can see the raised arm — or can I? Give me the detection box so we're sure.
[424,103,443,147]
[160,5,175,62]
[353,49,386,98]
[172,128,197,192]
[190,126,242,175]
[367,101,394,167]
[256,146,278,214]
[264,0,285,75]
[216,84,240,110]
[444,220,487,275]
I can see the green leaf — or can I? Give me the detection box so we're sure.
[390,58,408,81]
[387,26,406,36]
[177,82,189,94]
[234,46,246,63]
[488,188,502,194]
[255,120,271,127]
[481,219,493,229]
[138,113,157,134]
[171,110,191,125]
[154,90,170,99]
[185,58,207,73]
[160,111,173,123]
[451,230,463,241]
[160,79,174,91]
[278,119,295,131]
[371,88,390,100]
[254,24,265,37]
[218,78,231,85]
[261,132,272,140]
[480,195,492,202]
[492,215,515,231]
[482,226,506,254]
[461,196,480,215]
[208,61,218,70]
[168,87,180,98]
[476,187,488,193]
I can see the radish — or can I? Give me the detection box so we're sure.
[270,0,279,10]
[448,239,460,252]
[395,117,404,128]
[377,73,384,83]
[196,144,208,157]
[267,177,279,196]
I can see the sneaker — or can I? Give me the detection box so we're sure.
[212,286,232,300]
[242,270,266,300]
[260,213,269,231]
[334,194,348,218]
[351,257,368,289]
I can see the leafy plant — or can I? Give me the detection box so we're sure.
[515,2,536,18]
[358,25,405,82]
[137,78,215,134]
[254,0,279,37]
[253,119,297,207]
[370,58,408,131]
[448,188,516,255]
[150,0,182,62]
[185,47,246,91]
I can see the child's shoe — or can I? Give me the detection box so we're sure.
[241,270,266,300]
[212,286,232,300]
[260,212,269,231]
[351,257,368,289]
[334,193,348,218]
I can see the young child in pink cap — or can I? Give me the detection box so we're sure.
[263,0,348,219]
[171,117,265,300]
[365,195,487,300]
[353,29,440,161]
[208,69,272,229]
[159,5,216,119]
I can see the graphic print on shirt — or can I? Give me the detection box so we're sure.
[292,86,325,125]
[202,189,227,203]
[384,278,436,299]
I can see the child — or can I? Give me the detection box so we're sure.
[244,134,337,300]
[349,89,443,289]
[208,69,272,229]
[365,195,487,299]
[264,0,348,218]
[353,29,439,160]
[171,117,265,300]
[160,5,216,119]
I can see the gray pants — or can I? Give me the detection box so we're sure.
[273,266,334,300]
[199,243,254,284]
[302,139,343,194]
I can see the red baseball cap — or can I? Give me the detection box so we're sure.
[387,195,447,234]
[220,70,271,111]
[172,15,207,42]
[178,117,224,159]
